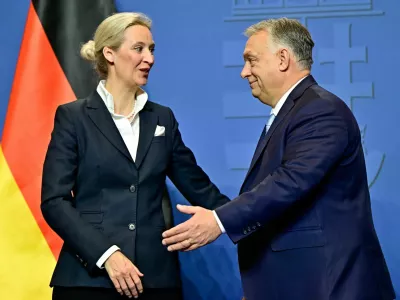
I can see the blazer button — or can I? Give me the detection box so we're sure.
[128,223,136,231]
[129,185,136,193]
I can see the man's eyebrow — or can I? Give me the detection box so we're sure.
[243,51,256,59]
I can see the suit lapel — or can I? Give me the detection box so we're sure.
[135,104,158,169]
[86,91,134,164]
[244,99,295,183]
[241,75,317,191]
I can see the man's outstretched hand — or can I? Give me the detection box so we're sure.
[162,204,222,251]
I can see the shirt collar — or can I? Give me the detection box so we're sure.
[271,75,308,116]
[96,80,148,118]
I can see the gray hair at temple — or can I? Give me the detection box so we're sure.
[245,18,314,71]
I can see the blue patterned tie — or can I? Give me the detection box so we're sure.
[265,113,276,134]
[249,113,277,170]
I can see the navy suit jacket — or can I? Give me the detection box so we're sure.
[41,91,229,289]
[216,76,395,300]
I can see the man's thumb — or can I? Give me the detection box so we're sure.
[176,204,198,215]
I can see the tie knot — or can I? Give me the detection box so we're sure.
[265,113,275,134]
[267,113,275,126]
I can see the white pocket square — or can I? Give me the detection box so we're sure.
[154,125,165,136]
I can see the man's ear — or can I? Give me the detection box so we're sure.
[278,48,290,72]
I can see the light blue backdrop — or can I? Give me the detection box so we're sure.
[1,1,398,299]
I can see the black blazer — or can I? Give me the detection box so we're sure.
[41,91,229,288]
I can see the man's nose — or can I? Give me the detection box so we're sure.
[241,63,250,79]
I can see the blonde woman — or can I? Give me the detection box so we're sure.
[41,12,229,300]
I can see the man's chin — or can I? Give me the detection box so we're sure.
[251,89,260,98]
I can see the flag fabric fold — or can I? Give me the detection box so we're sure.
[0,1,115,298]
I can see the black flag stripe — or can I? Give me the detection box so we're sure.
[32,0,116,98]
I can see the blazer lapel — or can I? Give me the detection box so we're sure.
[135,104,158,169]
[244,99,295,181]
[241,75,317,190]
[86,91,134,164]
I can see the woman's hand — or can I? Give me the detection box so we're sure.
[104,251,144,298]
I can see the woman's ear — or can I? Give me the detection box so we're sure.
[103,46,115,64]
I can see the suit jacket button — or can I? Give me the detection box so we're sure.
[247,226,251,232]
[243,230,247,235]
[129,185,136,193]
[128,223,136,231]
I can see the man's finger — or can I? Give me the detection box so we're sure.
[162,231,189,246]
[176,204,198,215]
[162,220,190,238]
[167,239,192,251]
[183,243,201,252]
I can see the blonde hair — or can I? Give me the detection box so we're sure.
[245,18,314,70]
[80,12,152,79]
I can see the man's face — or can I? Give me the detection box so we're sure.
[241,30,282,106]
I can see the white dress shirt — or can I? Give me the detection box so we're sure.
[95,80,148,268]
[214,76,308,234]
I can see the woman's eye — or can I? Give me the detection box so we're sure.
[134,46,143,53]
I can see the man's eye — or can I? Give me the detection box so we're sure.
[134,46,143,53]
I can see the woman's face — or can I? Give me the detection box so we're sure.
[105,25,155,88]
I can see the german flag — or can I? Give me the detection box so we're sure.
[0,1,115,298]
